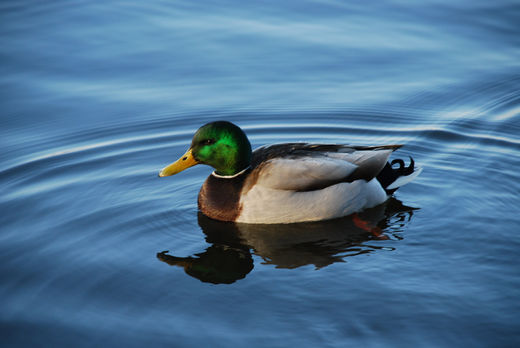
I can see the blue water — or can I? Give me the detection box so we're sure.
[1,1,519,347]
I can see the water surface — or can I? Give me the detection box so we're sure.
[1,1,519,347]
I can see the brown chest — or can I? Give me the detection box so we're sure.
[197,174,248,222]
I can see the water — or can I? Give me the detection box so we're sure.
[1,1,519,346]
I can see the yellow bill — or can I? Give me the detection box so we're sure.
[159,148,199,177]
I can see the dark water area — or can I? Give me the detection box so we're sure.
[1,1,519,347]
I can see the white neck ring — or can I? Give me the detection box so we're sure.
[211,166,251,179]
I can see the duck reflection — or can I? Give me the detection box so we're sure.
[158,198,417,284]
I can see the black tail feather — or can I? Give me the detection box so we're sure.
[377,156,415,194]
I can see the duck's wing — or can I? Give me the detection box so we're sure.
[251,143,401,191]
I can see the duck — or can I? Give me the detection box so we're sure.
[159,121,422,224]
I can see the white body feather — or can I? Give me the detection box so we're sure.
[254,157,358,190]
[236,178,387,224]
[234,152,393,224]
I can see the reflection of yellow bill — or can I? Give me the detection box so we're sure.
[159,148,199,177]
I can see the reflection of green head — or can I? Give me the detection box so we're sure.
[191,121,252,176]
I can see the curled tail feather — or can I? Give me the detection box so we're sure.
[376,156,421,194]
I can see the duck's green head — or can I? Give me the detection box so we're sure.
[159,121,252,177]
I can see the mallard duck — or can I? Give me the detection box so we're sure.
[159,121,421,224]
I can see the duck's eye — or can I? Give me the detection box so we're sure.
[201,139,216,146]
